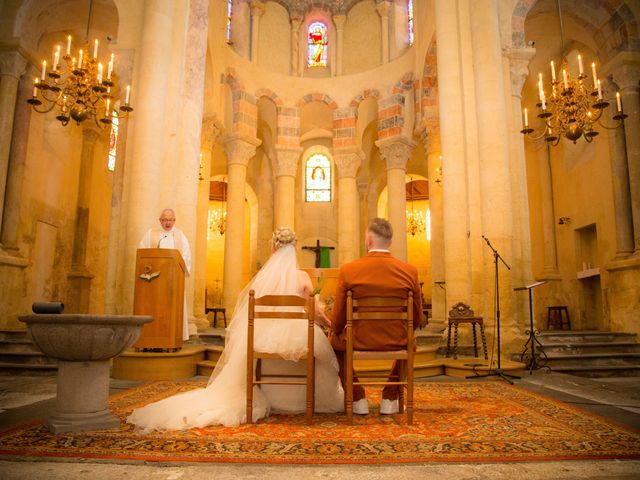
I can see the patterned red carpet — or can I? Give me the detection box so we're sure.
[1,380,639,464]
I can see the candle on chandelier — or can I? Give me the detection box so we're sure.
[78,49,83,69]
[592,62,597,89]
[107,53,114,79]
[578,54,584,75]
[597,79,602,100]
[66,35,72,56]
[53,46,60,71]
[33,78,38,97]
[41,60,46,81]
[562,69,568,90]
[550,60,556,81]
[616,91,622,112]
[105,98,111,116]
[98,62,103,84]
[94,39,99,59]
[523,108,529,128]
[125,84,131,104]
[541,94,546,111]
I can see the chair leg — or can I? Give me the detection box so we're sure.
[398,360,405,414]
[306,357,314,425]
[446,323,452,357]
[247,364,254,424]
[345,351,353,424]
[479,323,488,360]
[472,323,479,358]
[453,323,459,360]
[407,359,414,426]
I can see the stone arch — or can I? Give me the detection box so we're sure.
[421,36,440,152]
[296,92,338,109]
[349,89,381,108]
[255,88,284,107]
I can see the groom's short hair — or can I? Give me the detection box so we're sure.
[367,218,393,241]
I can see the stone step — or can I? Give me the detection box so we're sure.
[0,351,59,365]
[538,331,637,344]
[549,365,640,378]
[197,328,226,346]
[0,361,57,375]
[539,342,640,355]
[543,352,640,367]
[0,330,30,342]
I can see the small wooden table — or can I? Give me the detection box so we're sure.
[206,307,227,328]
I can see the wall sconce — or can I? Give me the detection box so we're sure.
[558,217,571,225]
[198,153,204,181]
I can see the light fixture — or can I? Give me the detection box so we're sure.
[27,0,132,128]
[520,0,625,146]
[208,181,227,238]
[406,178,426,237]
[198,153,204,181]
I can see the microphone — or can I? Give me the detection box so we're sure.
[157,234,169,248]
[434,281,445,285]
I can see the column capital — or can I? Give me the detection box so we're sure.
[504,47,536,97]
[274,145,302,177]
[220,133,261,167]
[375,135,416,171]
[333,14,346,30]
[334,148,364,178]
[0,51,27,80]
[291,15,303,30]
[81,126,101,143]
[250,0,265,17]
[376,0,391,17]
[202,115,223,148]
[602,51,640,91]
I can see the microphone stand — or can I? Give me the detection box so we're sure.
[468,236,520,384]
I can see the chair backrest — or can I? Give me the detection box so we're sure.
[346,290,413,351]
[247,290,315,358]
[448,302,479,320]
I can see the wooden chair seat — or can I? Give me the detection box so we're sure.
[246,290,315,425]
[445,302,488,360]
[344,291,414,425]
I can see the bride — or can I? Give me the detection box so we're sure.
[127,227,344,431]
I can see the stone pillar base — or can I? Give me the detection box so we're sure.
[46,409,120,434]
[0,249,28,329]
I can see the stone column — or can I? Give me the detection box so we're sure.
[66,128,100,313]
[334,14,346,76]
[376,136,415,261]
[0,52,27,239]
[376,1,391,64]
[220,133,260,312]
[334,148,363,265]
[250,0,265,64]
[274,145,301,229]
[538,143,560,274]
[1,62,34,253]
[291,15,302,76]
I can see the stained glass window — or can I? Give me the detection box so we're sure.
[408,0,414,45]
[307,22,328,67]
[107,109,118,172]
[226,0,233,43]
[305,153,331,202]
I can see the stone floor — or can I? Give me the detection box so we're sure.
[0,370,639,479]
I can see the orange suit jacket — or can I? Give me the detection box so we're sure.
[329,251,423,351]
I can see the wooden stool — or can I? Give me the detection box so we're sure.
[446,302,488,360]
[547,306,570,330]
[206,307,227,328]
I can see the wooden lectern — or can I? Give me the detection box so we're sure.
[133,248,186,350]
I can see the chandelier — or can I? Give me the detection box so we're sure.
[208,181,227,238]
[520,0,625,146]
[27,0,132,128]
[406,178,426,237]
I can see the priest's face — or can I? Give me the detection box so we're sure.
[159,211,176,232]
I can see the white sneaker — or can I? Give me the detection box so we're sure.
[380,398,399,415]
[352,398,369,415]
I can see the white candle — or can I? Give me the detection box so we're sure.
[592,62,597,89]
[97,62,103,83]
[107,53,114,79]
[616,91,622,112]
[54,46,61,70]
[523,108,529,127]
[66,35,72,55]
[41,60,46,80]
[562,69,568,89]
[550,61,556,81]
[78,49,83,69]
[578,54,584,75]
[105,98,111,116]
[541,94,546,111]
[93,39,99,59]
[33,78,38,97]
[125,85,130,104]
[597,79,602,100]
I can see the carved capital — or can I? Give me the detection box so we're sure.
[274,146,302,177]
[220,133,261,167]
[334,148,364,178]
[202,115,223,148]
[375,136,416,171]
[376,0,391,18]
[333,14,346,31]
[504,47,536,97]
[0,51,28,79]
[291,15,303,32]
[602,52,640,92]
[82,127,101,144]
[250,0,265,17]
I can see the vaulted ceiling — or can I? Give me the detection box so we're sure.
[271,0,368,16]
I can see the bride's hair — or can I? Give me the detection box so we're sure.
[272,226,297,250]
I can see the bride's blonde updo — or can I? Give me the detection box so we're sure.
[272,226,297,250]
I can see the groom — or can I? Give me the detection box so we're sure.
[329,217,423,415]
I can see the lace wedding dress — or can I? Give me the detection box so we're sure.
[126,244,344,431]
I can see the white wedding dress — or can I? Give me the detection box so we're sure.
[126,245,344,431]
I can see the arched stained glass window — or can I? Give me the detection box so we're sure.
[305,153,331,202]
[408,0,414,45]
[307,22,328,67]
[107,110,119,172]
[226,0,233,43]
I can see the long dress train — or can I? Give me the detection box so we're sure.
[126,245,344,431]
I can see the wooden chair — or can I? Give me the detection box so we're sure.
[344,290,414,425]
[205,288,227,328]
[445,302,488,360]
[246,290,315,424]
